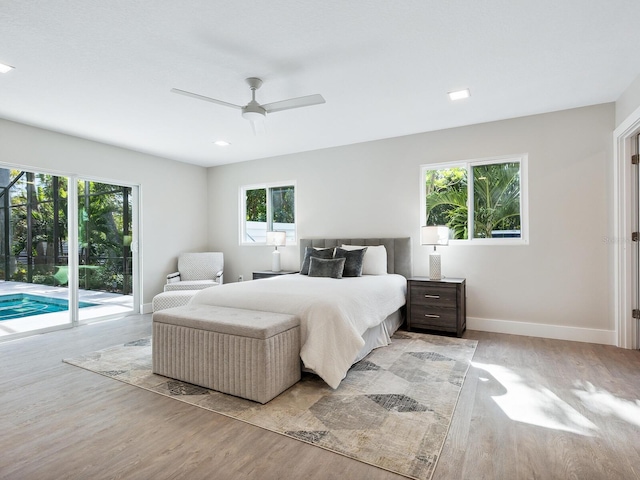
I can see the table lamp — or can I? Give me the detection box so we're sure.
[266,231,286,272]
[421,226,449,280]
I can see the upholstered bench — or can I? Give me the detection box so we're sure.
[152,290,199,312]
[152,305,301,404]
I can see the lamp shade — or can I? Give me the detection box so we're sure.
[421,226,449,246]
[266,231,286,247]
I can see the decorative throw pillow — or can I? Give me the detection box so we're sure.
[334,247,367,277]
[300,247,335,275]
[341,244,387,275]
[307,257,346,279]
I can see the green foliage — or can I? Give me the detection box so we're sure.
[271,186,295,223]
[79,183,124,259]
[4,173,68,258]
[473,163,520,238]
[425,168,468,239]
[1,169,132,294]
[78,181,132,292]
[246,189,266,222]
[425,162,521,239]
[245,186,295,224]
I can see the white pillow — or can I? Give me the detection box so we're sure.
[341,244,387,275]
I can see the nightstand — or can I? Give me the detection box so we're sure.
[252,270,299,280]
[406,277,466,337]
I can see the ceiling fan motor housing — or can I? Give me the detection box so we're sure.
[242,101,266,121]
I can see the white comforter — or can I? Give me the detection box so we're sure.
[189,274,407,389]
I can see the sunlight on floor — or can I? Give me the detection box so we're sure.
[473,361,598,436]
[572,380,640,428]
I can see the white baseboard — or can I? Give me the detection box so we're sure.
[136,308,616,344]
[467,317,617,346]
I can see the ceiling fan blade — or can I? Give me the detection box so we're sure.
[262,94,325,114]
[249,119,266,136]
[170,88,242,110]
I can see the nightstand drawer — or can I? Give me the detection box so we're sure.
[410,319,457,332]
[253,271,299,280]
[406,277,466,337]
[410,304,457,328]
[409,284,457,308]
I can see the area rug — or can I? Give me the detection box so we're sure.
[63,331,477,480]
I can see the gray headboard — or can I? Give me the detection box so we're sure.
[299,238,412,279]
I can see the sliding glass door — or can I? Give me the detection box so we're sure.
[77,179,134,322]
[0,169,72,336]
[0,166,138,339]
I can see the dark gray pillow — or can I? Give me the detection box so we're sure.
[300,247,335,275]
[335,247,367,277]
[307,257,346,279]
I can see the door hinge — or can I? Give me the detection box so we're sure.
[633,232,639,242]
[633,154,640,165]
[633,309,640,320]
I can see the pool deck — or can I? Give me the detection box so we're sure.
[0,281,133,337]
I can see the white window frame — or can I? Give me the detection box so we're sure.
[420,154,529,245]
[239,180,297,245]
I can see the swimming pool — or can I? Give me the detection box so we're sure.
[0,294,98,320]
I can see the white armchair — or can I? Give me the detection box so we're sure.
[164,252,224,292]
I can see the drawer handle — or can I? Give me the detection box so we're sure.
[424,314,440,318]
[424,294,440,299]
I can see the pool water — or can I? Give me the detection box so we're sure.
[0,294,97,320]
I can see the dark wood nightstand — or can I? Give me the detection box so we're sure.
[252,270,299,280]
[406,277,466,337]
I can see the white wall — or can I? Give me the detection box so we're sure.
[0,119,209,310]
[208,103,615,343]
[616,73,640,127]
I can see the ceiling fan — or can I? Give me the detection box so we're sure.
[171,77,326,134]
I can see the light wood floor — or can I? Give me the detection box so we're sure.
[1,315,639,480]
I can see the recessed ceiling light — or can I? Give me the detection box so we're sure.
[214,140,230,146]
[0,63,14,74]
[448,89,470,101]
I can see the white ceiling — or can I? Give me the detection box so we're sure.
[1,1,639,167]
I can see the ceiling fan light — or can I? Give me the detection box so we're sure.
[242,110,265,122]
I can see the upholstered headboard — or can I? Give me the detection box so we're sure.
[299,238,412,279]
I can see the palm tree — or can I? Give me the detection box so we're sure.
[473,163,520,238]
[426,189,468,239]
[425,162,520,239]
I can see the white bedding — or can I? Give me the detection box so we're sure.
[189,274,407,389]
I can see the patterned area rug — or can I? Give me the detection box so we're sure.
[63,331,477,480]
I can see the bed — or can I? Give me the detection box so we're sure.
[189,237,412,388]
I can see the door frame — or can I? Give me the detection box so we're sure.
[0,162,141,338]
[72,174,141,323]
[613,105,640,349]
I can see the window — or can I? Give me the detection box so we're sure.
[421,155,528,244]
[240,182,296,244]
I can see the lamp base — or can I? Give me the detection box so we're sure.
[429,251,442,280]
[272,249,281,272]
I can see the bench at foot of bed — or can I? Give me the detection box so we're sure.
[152,305,301,404]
